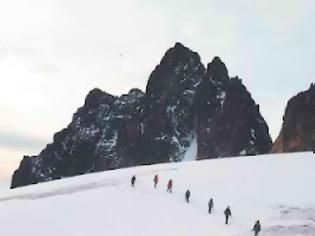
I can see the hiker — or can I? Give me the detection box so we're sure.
[253,220,261,236]
[208,198,214,213]
[167,179,173,193]
[185,190,191,203]
[154,174,158,188]
[224,206,232,224]
[131,175,136,187]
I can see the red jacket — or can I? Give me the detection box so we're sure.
[167,180,173,188]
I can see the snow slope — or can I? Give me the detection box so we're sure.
[0,182,7,191]
[1,152,315,236]
[183,136,197,161]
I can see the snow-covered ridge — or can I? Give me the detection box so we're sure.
[2,152,315,235]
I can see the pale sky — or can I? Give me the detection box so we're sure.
[0,0,314,182]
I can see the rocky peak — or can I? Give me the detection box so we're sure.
[160,42,198,67]
[206,56,229,81]
[146,42,205,98]
[195,59,272,159]
[141,43,206,163]
[84,88,115,107]
[272,84,315,153]
[123,88,145,104]
[128,88,144,96]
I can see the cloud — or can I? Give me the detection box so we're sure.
[0,131,46,152]
[0,45,40,60]
[27,62,61,75]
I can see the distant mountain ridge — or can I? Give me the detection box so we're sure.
[11,42,272,188]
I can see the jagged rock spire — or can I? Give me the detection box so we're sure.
[206,56,229,81]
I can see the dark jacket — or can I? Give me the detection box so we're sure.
[253,221,261,232]
[167,180,173,188]
[224,207,231,216]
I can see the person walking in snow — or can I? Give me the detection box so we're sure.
[185,190,191,203]
[154,174,158,188]
[253,220,261,236]
[167,179,173,193]
[224,206,232,224]
[208,198,214,214]
[131,175,136,187]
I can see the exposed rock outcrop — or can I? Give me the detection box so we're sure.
[194,57,272,159]
[272,84,315,153]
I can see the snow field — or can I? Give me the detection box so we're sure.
[0,152,314,235]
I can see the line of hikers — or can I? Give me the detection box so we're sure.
[130,174,261,235]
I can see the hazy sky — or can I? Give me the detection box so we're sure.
[0,0,314,181]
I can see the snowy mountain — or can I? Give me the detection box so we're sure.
[3,152,315,235]
[11,43,272,188]
[273,84,315,153]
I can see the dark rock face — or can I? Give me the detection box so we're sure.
[11,88,146,188]
[272,84,315,153]
[194,57,272,159]
[11,43,272,188]
[142,42,205,163]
